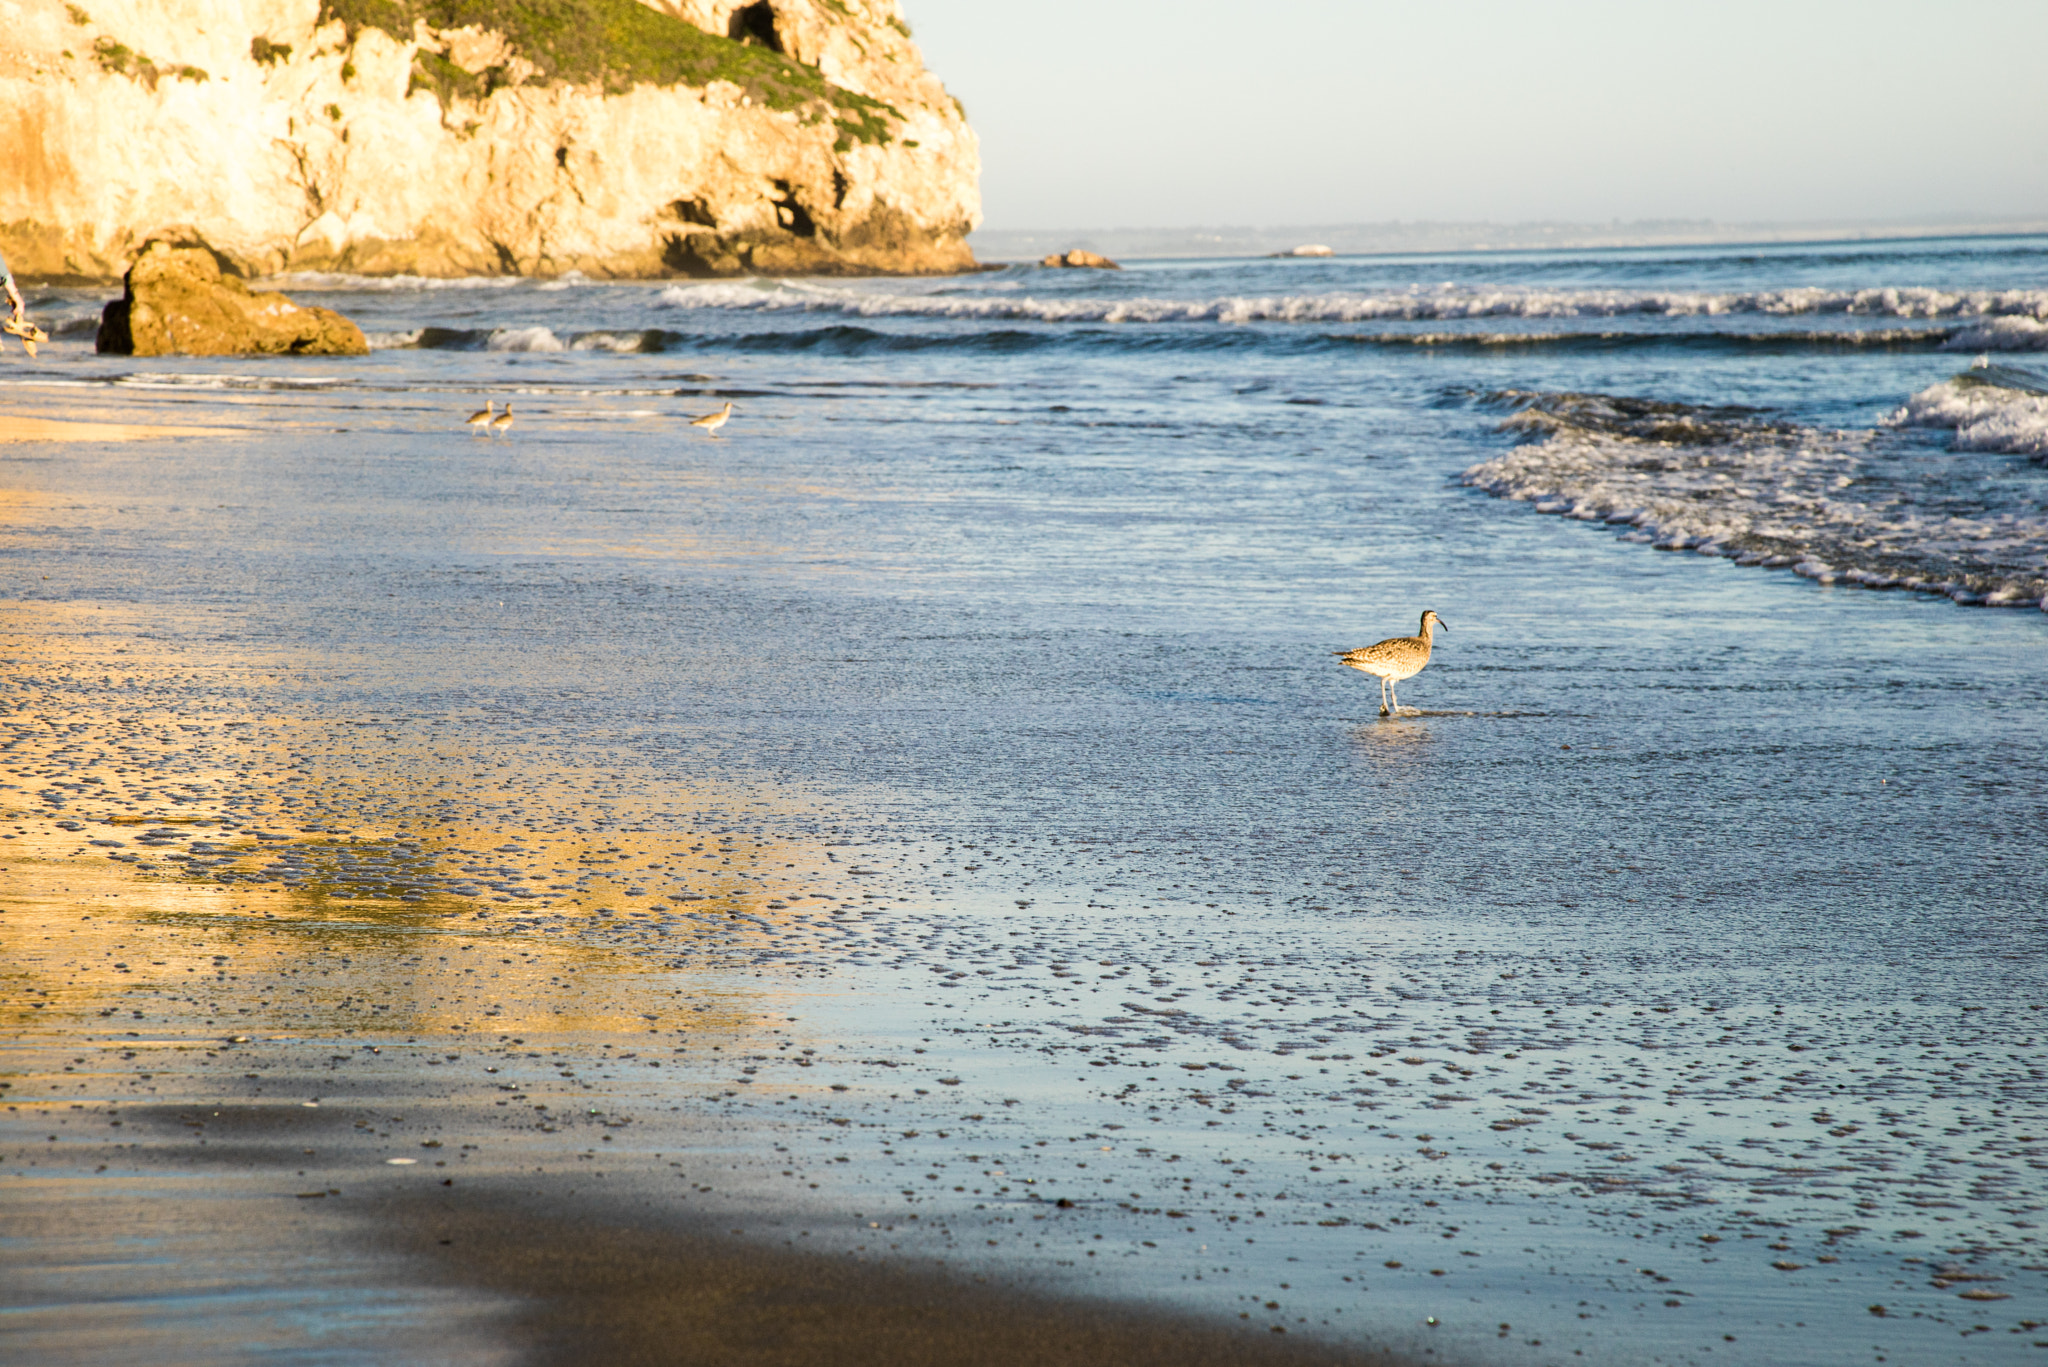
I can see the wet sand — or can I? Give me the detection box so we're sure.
[5,314,2045,1365]
[0,409,238,442]
[0,877,1429,1367]
[7,1093,1421,1367]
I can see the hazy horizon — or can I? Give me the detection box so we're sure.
[964,214,2048,261]
[910,0,2048,233]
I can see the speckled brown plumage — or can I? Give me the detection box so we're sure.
[1335,609,1445,715]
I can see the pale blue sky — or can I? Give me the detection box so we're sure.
[907,0,2048,230]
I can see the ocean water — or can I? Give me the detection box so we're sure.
[4,234,2046,1366]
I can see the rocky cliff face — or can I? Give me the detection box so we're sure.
[0,0,979,280]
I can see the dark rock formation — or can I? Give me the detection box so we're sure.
[1040,249,1120,270]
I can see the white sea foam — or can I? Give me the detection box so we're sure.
[1462,390,2048,609]
[108,372,348,390]
[1941,316,2048,350]
[568,330,658,353]
[1887,372,2048,456]
[262,271,529,292]
[485,326,564,352]
[651,279,2048,326]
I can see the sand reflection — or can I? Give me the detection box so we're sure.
[1,601,882,1051]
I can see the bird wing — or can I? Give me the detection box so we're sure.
[1341,636,1411,664]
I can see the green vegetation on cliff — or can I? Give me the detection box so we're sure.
[318,0,895,144]
[92,35,209,84]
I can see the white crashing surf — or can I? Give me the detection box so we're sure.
[1461,386,2048,610]
[260,271,529,292]
[649,280,2048,327]
[485,326,564,352]
[568,330,659,353]
[1940,316,2048,351]
[1886,363,2048,456]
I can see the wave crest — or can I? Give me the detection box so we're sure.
[486,326,564,352]
[1463,386,2048,609]
[1941,316,2048,351]
[1887,363,2048,456]
[650,280,2048,326]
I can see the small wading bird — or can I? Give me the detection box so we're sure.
[1336,609,1446,716]
[689,400,734,436]
[490,403,514,433]
[464,399,494,429]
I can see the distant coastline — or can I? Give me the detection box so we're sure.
[969,217,2048,263]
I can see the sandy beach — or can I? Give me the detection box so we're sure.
[5,238,2046,1366]
[0,817,1430,1366]
[0,410,239,442]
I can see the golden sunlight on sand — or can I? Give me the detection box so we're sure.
[0,412,239,443]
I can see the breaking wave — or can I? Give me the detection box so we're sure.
[486,326,565,352]
[264,271,532,292]
[360,322,1975,358]
[1941,316,2048,351]
[369,326,688,353]
[652,280,2048,326]
[1887,362,2048,457]
[1461,383,2048,610]
[1336,327,1951,352]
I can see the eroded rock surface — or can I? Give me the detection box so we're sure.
[1039,249,1119,270]
[2,0,979,280]
[96,241,369,355]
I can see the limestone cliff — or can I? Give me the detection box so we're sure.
[0,0,980,280]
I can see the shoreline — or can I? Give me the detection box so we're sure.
[0,411,242,442]
[1,1026,1432,1367]
[5,252,2042,1366]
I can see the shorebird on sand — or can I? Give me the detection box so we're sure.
[464,400,494,429]
[1336,610,1446,716]
[689,401,734,436]
[489,403,514,433]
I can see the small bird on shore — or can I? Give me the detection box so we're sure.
[464,400,494,429]
[1336,610,1446,716]
[490,403,514,433]
[689,401,734,436]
